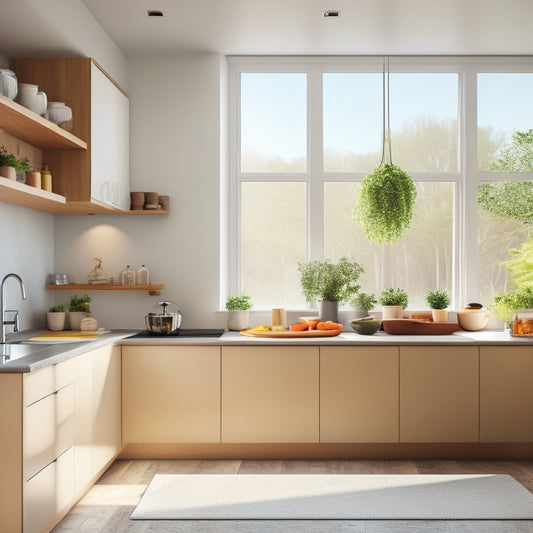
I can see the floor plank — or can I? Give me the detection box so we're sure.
[52,459,533,533]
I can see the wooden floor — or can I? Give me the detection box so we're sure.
[52,459,533,532]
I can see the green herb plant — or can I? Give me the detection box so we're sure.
[0,146,32,171]
[69,294,91,312]
[426,289,451,310]
[225,295,253,311]
[349,292,377,314]
[297,257,364,302]
[49,304,67,313]
[379,288,409,309]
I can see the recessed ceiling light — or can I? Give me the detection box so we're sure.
[146,10,164,17]
[324,10,341,17]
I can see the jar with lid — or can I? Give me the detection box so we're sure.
[121,265,136,285]
[137,264,150,285]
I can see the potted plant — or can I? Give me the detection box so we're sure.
[379,288,408,319]
[46,304,67,331]
[426,289,451,322]
[491,287,533,325]
[349,292,377,319]
[0,145,32,180]
[225,295,253,331]
[68,294,92,330]
[297,257,364,322]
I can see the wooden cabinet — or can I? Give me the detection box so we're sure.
[399,346,479,442]
[221,346,319,443]
[480,346,533,442]
[122,346,221,443]
[320,346,399,443]
[12,57,130,214]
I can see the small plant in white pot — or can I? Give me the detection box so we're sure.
[380,288,408,319]
[349,292,377,319]
[68,294,92,330]
[46,304,67,331]
[225,295,252,331]
[426,289,451,322]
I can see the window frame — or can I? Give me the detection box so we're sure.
[225,56,533,311]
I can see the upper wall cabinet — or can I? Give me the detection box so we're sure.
[13,58,130,214]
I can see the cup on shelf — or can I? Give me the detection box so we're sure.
[130,191,145,210]
[144,191,159,209]
[158,195,169,210]
[0,69,18,100]
[25,171,41,188]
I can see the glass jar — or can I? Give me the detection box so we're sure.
[137,264,150,285]
[121,265,136,285]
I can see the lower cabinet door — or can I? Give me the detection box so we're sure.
[221,346,319,443]
[320,346,399,442]
[24,447,74,533]
[399,346,479,442]
[123,346,221,443]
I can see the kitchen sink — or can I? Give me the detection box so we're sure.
[0,342,55,363]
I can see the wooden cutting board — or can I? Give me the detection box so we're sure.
[240,328,342,338]
[26,330,111,342]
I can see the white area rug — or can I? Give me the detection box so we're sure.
[131,474,533,520]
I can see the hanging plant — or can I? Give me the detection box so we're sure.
[352,58,417,245]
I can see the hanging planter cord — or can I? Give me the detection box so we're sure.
[381,55,392,166]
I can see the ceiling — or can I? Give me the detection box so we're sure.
[80,0,533,57]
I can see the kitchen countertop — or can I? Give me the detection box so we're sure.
[1,328,531,373]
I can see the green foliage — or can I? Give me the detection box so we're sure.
[353,163,417,245]
[426,289,451,310]
[297,257,364,302]
[49,304,67,313]
[504,239,533,290]
[0,146,32,171]
[478,182,533,226]
[225,295,253,311]
[69,294,91,312]
[349,292,377,313]
[491,287,533,322]
[489,129,533,172]
[379,288,409,309]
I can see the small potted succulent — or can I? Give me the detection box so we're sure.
[349,291,377,319]
[0,145,32,180]
[426,289,451,322]
[68,294,92,330]
[46,303,67,331]
[379,288,408,319]
[225,295,253,331]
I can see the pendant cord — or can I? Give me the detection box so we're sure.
[381,55,392,165]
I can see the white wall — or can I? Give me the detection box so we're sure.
[53,53,225,329]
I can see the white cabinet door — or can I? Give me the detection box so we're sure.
[91,62,129,210]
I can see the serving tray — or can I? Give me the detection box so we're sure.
[382,319,459,335]
[240,328,342,338]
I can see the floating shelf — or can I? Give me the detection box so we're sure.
[0,176,66,213]
[0,94,87,150]
[46,284,164,296]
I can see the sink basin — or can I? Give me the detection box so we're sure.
[0,342,55,363]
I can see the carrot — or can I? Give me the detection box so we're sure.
[289,321,310,332]
[306,319,320,330]
[316,321,343,331]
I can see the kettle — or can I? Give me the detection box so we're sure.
[145,301,182,334]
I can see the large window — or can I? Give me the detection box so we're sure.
[228,57,533,311]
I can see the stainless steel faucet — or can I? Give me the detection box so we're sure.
[1,273,27,344]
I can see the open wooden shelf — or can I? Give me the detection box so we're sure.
[46,284,164,296]
[0,94,87,150]
[0,175,66,213]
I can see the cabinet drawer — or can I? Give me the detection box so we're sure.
[24,359,73,406]
[24,447,74,533]
[24,384,74,481]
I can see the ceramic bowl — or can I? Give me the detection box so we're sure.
[0,69,17,100]
[457,309,490,331]
[351,317,381,335]
[46,102,72,125]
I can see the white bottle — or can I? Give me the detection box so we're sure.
[121,265,136,285]
[137,264,150,285]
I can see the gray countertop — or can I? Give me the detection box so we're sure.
[1,328,531,373]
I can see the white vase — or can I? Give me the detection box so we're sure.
[382,305,404,319]
[46,312,66,331]
[228,310,249,331]
[68,311,92,331]
[432,309,449,322]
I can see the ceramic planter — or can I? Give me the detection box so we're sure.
[228,310,249,331]
[381,305,404,319]
[318,300,339,323]
[0,166,16,180]
[69,311,92,331]
[46,312,66,331]
[431,309,449,322]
